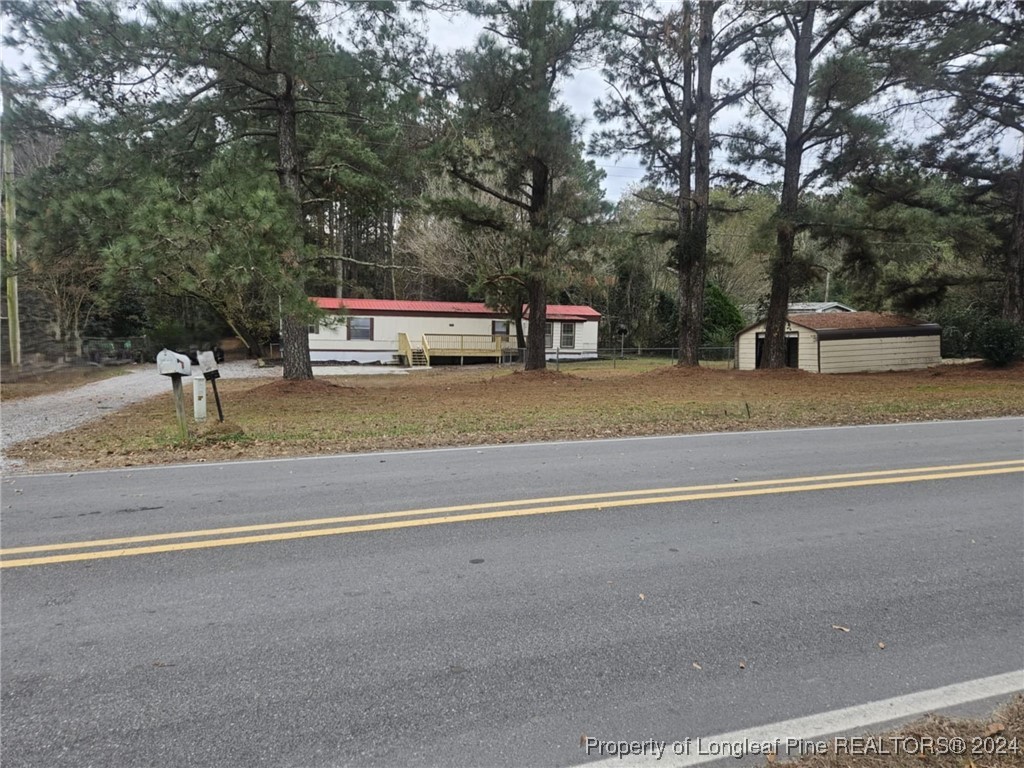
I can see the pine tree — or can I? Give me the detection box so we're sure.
[4,0,422,378]
[595,1,767,366]
[863,1,1024,324]
[729,2,890,368]
[439,0,612,370]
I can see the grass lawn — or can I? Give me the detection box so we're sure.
[6,360,1022,473]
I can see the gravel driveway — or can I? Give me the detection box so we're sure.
[1,362,278,473]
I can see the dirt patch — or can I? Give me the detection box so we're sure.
[638,365,717,380]
[244,378,359,397]
[193,420,246,440]
[927,360,1024,378]
[746,367,813,378]
[492,369,582,387]
[508,368,577,379]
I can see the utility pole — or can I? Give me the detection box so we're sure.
[2,140,22,372]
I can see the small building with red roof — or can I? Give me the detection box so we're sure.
[309,297,601,365]
[735,312,941,373]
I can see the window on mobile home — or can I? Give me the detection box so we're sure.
[348,317,373,340]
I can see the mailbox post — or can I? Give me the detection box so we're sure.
[196,351,224,422]
[192,371,207,422]
[156,349,192,441]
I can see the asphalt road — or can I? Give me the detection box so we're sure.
[2,418,1022,767]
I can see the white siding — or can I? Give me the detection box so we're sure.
[818,335,940,373]
[309,313,499,363]
[546,320,599,359]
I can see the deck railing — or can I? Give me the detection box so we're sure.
[422,334,504,356]
[398,332,414,365]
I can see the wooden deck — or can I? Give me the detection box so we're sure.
[399,333,504,366]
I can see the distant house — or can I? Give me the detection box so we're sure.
[735,312,941,373]
[739,301,856,323]
[786,301,856,314]
[309,298,601,365]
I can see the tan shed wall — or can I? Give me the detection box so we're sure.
[818,335,940,373]
[735,322,819,372]
[736,325,760,370]
[796,326,818,371]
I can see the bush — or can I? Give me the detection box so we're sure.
[977,318,1024,367]
[702,283,745,346]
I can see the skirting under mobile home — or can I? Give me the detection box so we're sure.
[735,312,941,373]
[308,298,601,365]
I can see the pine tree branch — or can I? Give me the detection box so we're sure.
[448,165,531,213]
[810,3,870,60]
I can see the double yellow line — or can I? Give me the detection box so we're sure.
[2,459,1021,569]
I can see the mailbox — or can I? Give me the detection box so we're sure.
[156,349,192,377]
[197,351,220,380]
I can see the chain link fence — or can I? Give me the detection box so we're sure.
[1,331,155,374]
[498,345,735,369]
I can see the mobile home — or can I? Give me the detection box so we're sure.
[309,298,600,365]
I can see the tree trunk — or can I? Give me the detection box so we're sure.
[1005,148,1024,325]
[764,2,815,369]
[678,1,714,366]
[525,274,546,370]
[674,2,697,366]
[765,222,795,365]
[281,314,312,379]
[3,140,21,370]
[273,1,313,380]
[525,147,551,370]
[339,204,352,301]
[512,303,526,352]
[226,319,264,359]
[72,310,82,360]
[520,3,558,371]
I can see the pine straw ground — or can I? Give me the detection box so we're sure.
[768,694,1024,768]
[4,360,1022,473]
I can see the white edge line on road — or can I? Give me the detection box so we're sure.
[583,670,1024,768]
[6,416,1023,480]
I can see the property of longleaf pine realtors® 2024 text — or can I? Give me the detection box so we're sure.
[582,736,1022,760]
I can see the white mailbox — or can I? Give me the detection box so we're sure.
[156,349,192,376]
[197,350,220,380]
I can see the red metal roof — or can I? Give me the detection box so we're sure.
[312,297,600,321]
[535,305,603,321]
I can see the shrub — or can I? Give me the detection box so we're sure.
[977,318,1024,367]
[702,283,745,346]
